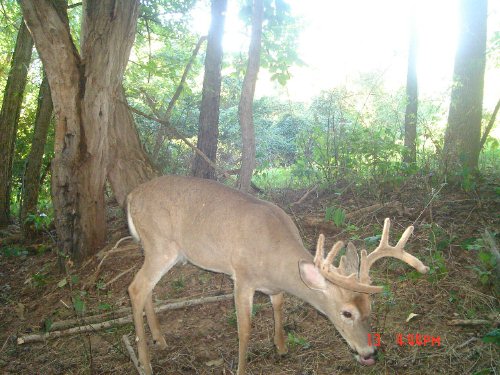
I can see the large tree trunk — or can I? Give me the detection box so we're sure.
[0,20,33,227]
[20,73,53,239]
[403,14,418,164]
[108,88,158,207]
[238,0,264,192]
[21,0,140,261]
[442,0,487,174]
[191,0,227,180]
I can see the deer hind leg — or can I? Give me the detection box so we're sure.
[234,282,255,375]
[128,243,179,375]
[270,293,288,355]
[145,291,167,349]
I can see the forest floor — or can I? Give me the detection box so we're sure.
[0,176,499,375]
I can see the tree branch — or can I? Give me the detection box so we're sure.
[479,97,500,150]
[17,294,234,344]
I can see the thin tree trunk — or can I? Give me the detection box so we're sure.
[152,36,207,162]
[479,97,500,150]
[192,0,227,180]
[0,20,33,227]
[442,0,487,174]
[21,0,140,261]
[403,13,418,164]
[20,73,53,239]
[238,0,264,192]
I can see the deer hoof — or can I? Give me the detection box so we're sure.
[153,336,167,349]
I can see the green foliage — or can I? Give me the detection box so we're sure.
[287,332,310,350]
[0,245,29,257]
[463,235,498,288]
[171,276,185,293]
[72,293,86,315]
[325,206,346,228]
[482,328,500,346]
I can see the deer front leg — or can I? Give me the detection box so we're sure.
[270,293,288,355]
[234,282,255,375]
[145,291,167,349]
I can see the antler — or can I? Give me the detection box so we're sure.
[314,235,383,294]
[314,218,429,294]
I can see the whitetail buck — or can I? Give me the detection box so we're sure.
[127,175,429,374]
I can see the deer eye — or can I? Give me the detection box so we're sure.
[342,311,352,319]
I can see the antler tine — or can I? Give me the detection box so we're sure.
[361,218,430,283]
[314,234,325,268]
[325,241,344,265]
[396,225,414,249]
[380,217,391,247]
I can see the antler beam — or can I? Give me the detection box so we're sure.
[315,218,429,294]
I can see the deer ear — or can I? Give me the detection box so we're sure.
[299,260,326,291]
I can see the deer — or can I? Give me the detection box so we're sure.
[126,175,429,375]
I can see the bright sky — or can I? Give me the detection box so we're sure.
[192,0,500,110]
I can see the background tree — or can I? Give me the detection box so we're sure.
[0,20,33,227]
[238,0,264,192]
[403,13,418,164]
[192,0,227,180]
[19,73,53,239]
[442,0,488,175]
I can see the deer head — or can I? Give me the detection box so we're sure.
[299,218,429,365]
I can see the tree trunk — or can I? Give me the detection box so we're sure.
[191,0,227,180]
[442,0,487,174]
[479,97,500,150]
[403,14,418,164]
[108,88,158,207]
[238,0,264,192]
[21,0,140,261]
[0,20,33,227]
[20,73,53,239]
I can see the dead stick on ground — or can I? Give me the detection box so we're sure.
[104,265,136,288]
[122,334,146,375]
[291,185,318,206]
[456,337,478,349]
[447,319,492,326]
[17,294,234,344]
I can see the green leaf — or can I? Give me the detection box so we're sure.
[73,295,86,315]
[481,329,500,345]
[332,208,346,228]
[57,278,67,288]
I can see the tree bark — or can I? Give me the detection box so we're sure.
[0,20,33,227]
[21,0,140,261]
[19,73,53,239]
[238,0,264,192]
[442,0,487,174]
[107,88,158,207]
[191,0,227,180]
[403,14,418,164]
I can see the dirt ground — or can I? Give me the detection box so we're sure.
[1,177,499,374]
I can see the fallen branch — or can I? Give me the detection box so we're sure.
[92,236,136,282]
[447,319,492,326]
[104,265,136,288]
[291,185,318,206]
[302,201,404,228]
[17,293,233,344]
[122,334,147,375]
[456,337,478,349]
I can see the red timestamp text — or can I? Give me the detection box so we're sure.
[367,333,441,347]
